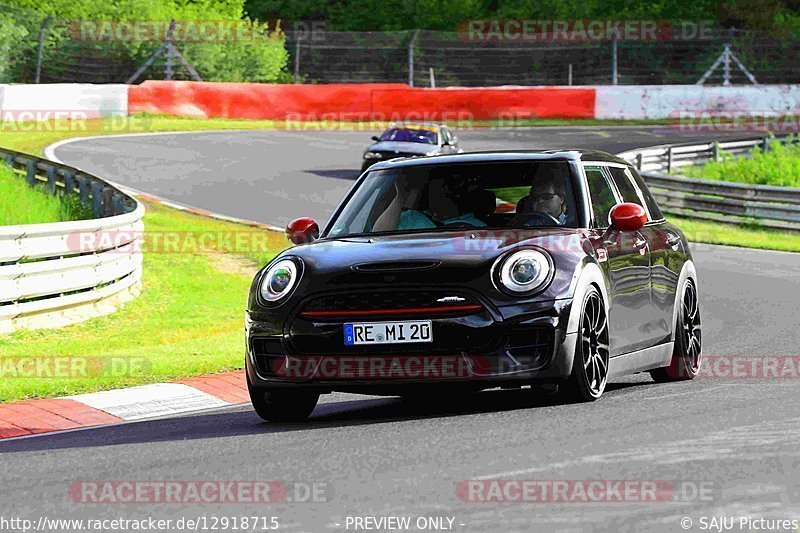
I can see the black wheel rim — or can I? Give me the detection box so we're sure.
[581,292,610,395]
[681,279,702,373]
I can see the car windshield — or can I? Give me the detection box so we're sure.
[379,127,438,145]
[325,161,580,238]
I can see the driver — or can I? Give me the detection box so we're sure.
[516,167,568,226]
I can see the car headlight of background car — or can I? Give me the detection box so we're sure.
[494,249,552,294]
[363,152,383,160]
[260,258,301,302]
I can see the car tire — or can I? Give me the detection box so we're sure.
[559,285,610,402]
[247,374,320,422]
[651,278,701,382]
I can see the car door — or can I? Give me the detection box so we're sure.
[610,165,682,346]
[583,164,653,357]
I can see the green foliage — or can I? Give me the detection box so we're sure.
[244,0,793,33]
[0,0,288,82]
[683,138,800,187]
[0,7,38,83]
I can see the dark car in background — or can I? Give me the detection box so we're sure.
[362,122,461,171]
[246,150,701,422]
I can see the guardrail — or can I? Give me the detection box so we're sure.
[0,147,144,333]
[618,134,800,232]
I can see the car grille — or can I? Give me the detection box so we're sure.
[376,151,421,160]
[298,289,484,321]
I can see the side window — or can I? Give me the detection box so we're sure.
[608,166,654,221]
[626,167,664,220]
[584,165,619,228]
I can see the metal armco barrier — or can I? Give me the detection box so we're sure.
[0,147,144,333]
[618,134,800,232]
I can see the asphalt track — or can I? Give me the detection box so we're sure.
[49,126,754,227]
[1,127,798,533]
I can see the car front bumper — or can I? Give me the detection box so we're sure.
[245,297,577,393]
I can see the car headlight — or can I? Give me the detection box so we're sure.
[363,152,383,159]
[260,258,300,302]
[496,249,551,294]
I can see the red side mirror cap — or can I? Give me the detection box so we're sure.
[609,203,647,232]
[286,217,319,245]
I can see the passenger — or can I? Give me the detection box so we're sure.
[397,180,489,229]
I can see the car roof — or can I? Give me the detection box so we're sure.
[366,149,630,170]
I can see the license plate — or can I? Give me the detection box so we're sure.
[344,320,432,346]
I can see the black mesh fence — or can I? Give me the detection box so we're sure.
[285,29,800,86]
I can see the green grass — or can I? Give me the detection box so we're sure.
[0,164,90,225]
[669,215,800,252]
[675,137,800,249]
[683,138,800,187]
[0,200,288,403]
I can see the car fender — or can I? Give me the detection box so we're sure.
[669,259,698,343]
[565,259,610,335]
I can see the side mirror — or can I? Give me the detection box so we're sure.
[371,136,380,142]
[286,217,319,245]
[609,203,647,232]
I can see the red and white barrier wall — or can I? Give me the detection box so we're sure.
[1,81,798,122]
[127,81,800,121]
[127,81,597,120]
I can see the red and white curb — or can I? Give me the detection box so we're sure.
[0,370,249,440]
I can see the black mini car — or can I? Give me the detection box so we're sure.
[246,150,702,421]
[361,122,461,172]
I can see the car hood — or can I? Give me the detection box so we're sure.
[366,141,438,155]
[265,228,589,306]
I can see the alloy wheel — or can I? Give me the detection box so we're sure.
[580,290,610,396]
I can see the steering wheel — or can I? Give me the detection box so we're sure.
[513,211,561,227]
